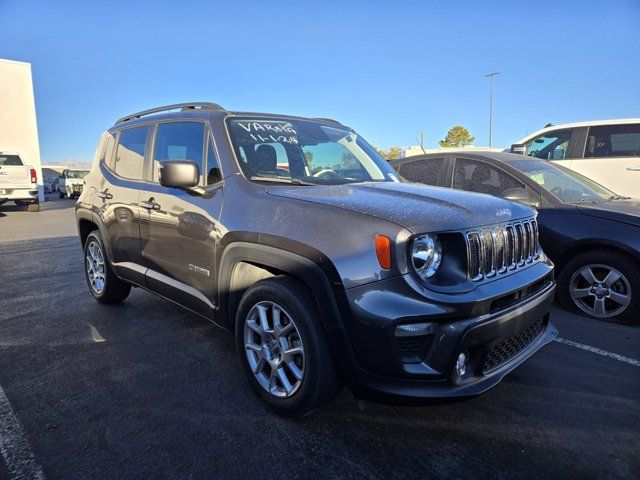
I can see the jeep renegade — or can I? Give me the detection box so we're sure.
[75,102,557,416]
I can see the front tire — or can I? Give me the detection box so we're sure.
[83,230,131,304]
[557,250,639,324]
[235,277,341,416]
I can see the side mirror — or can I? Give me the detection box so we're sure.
[510,144,526,155]
[160,160,200,190]
[502,188,540,208]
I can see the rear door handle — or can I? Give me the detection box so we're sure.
[97,189,113,199]
[140,198,161,211]
[626,165,640,171]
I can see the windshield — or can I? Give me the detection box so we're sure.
[68,170,89,179]
[0,155,23,166]
[227,118,398,185]
[505,159,617,203]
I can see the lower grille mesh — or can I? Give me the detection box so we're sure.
[482,319,545,373]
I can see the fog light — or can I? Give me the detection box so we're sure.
[455,352,468,377]
[395,322,435,337]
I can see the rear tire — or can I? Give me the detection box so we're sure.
[59,191,65,198]
[235,276,341,416]
[557,250,639,324]
[83,230,131,304]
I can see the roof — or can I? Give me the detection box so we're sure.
[111,102,346,130]
[515,118,640,144]
[390,150,532,166]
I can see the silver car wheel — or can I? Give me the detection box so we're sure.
[569,264,631,318]
[243,301,305,398]
[86,240,106,295]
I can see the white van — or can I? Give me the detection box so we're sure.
[511,119,640,197]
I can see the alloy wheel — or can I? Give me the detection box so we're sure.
[86,240,106,294]
[569,264,631,318]
[243,301,305,398]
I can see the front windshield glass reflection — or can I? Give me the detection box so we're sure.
[227,118,398,185]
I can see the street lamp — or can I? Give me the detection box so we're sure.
[484,72,500,148]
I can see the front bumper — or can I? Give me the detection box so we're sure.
[338,261,556,403]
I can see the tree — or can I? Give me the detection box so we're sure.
[439,126,475,148]
[374,146,403,160]
[304,151,313,165]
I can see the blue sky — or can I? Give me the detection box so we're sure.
[1,0,639,163]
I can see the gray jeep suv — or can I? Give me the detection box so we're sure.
[75,102,557,416]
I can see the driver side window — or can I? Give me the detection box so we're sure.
[453,158,523,196]
[525,129,573,160]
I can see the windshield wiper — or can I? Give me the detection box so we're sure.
[567,198,598,204]
[609,195,630,200]
[250,176,316,186]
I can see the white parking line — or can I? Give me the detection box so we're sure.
[555,337,640,367]
[0,385,45,479]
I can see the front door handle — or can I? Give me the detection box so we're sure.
[140,198,161,211]
[97,189,113,199]
[626,165,640,171]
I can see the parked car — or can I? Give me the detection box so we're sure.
[392,152,640,324]
[0,151,39,211]
[58,168,89,198]
[511,119,640,197]
[75,102,556,416]
[43,178,54,193]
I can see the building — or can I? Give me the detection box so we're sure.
[0,59,44,202]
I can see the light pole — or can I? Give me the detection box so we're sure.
[484,72,500,148]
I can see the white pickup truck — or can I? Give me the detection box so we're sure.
[58,168,89,198]
[0,151,39,211]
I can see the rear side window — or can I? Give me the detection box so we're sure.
[453,158,523,196]
[153,122,205,183]
[399,158,445,186]
[525,129,572,160]
[103,132,117,169]
[0,155,23,166]
[94,132,117,169]
[584,124,640,158]
[114,126,149,180]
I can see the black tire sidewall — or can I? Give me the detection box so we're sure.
[235,277,339,416]
[558,250,640,324]
[83,230,130,304]
[83,231,110,302]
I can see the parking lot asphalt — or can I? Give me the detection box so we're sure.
[0,196,638,479]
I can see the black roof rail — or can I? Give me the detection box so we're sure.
[312,117,343,126]
[115,102,225,125]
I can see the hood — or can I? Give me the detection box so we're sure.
[267,182,535,233]
[578,198,640,227]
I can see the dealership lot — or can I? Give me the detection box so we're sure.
[0,197,638,479]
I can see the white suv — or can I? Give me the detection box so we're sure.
[511,119,640,197]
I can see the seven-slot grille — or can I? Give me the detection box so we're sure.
[466,218,540,281]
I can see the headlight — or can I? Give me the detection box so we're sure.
[411,234,442,279]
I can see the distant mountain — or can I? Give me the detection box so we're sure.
[43,159,92,170]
